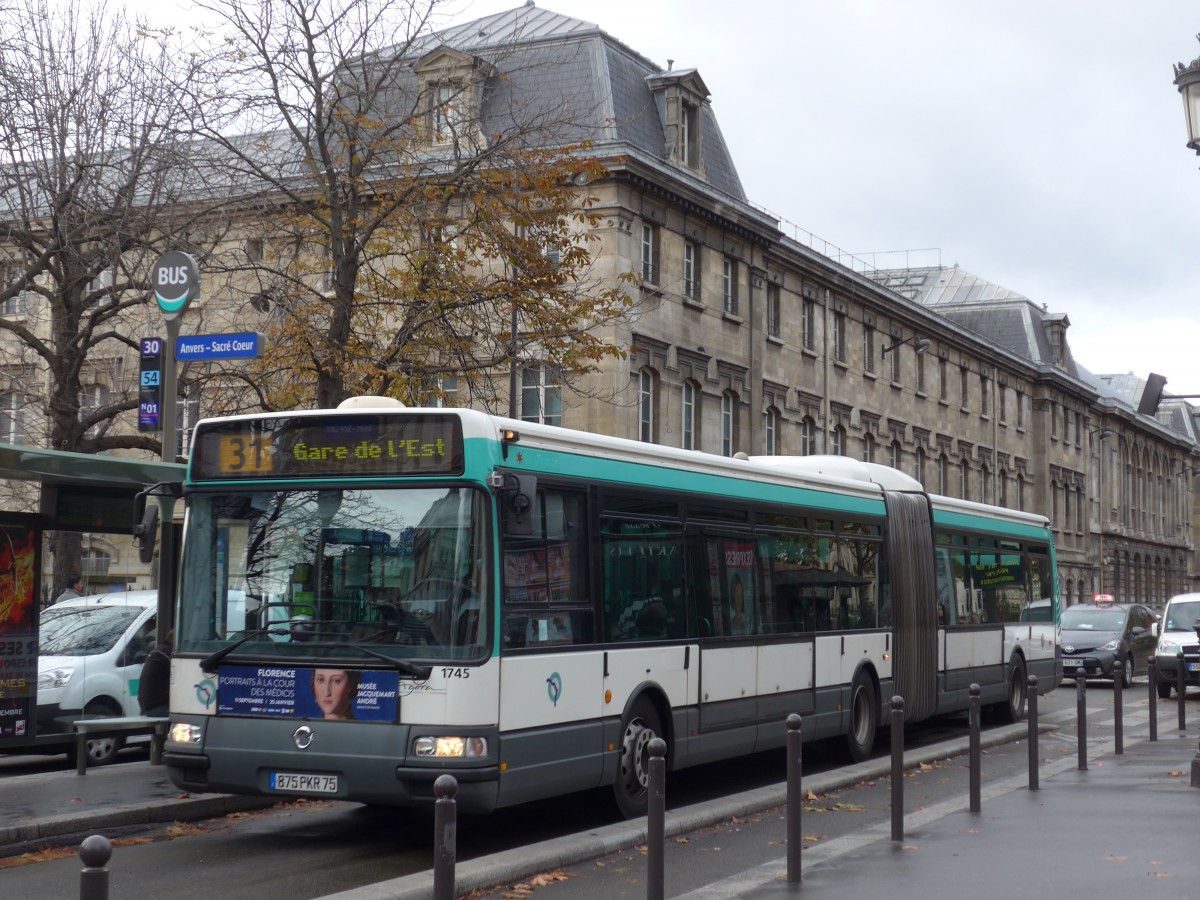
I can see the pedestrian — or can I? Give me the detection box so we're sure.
[138,629,173,717]
[56,574,85,604]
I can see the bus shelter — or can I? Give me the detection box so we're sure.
[0,442,184,750]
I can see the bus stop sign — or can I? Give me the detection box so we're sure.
[152,251,200,322]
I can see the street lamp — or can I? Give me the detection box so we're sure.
[1173,35,1200,154]
[881,334,930,358]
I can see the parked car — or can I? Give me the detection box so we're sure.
[1152,593,1200,699]
[1059,600,1158,688]
[36,590,159,765]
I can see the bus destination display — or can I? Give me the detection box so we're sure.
[192,414,464,479]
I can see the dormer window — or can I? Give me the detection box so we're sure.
[414,46,494,150]
[645,68,710,175]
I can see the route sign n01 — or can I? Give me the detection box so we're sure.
[152,251,200,322]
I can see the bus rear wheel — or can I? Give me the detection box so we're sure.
[614,699,662,819]
[999,658,1027,723]
[846,672,877,763]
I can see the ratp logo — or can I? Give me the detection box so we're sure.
[546,672,563,706]
[195,678,216,709]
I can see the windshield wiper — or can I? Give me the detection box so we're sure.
[332,643,432,680]
[200,626,292,673]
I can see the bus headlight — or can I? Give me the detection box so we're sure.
[413,735,488,758]
[168,722,203,745]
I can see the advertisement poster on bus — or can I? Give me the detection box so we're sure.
[0,516,40,746]
[724,540,756,635]
[217,665,400,721]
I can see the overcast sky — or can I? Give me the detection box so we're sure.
[450,0,1200,399]
[131,0,1200,399]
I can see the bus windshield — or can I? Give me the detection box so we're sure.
[178,486,490,663]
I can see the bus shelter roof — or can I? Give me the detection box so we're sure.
[0,442,185,490]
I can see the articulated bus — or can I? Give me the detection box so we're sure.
[160,398,1060,817]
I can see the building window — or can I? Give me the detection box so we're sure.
[641,224,659,285]
[960,367,969,410]
[862,432,876,464]
[889,342,900,382]
[800,417,814,456]
[980,374,990,416]
[431,375,459,408]
[999,469,1009,507]
[960,460,970,499]
[0,390,30,444]
[79,384,109,438]
[683,241,699,301]
[889,441,901,470]
[763,407,779,456]
[767,284,781,338]
[998,385,1007,422]
[938,455,949,495]
[833,313,846,363]
[681,381,696,450]
[830,425,845,456]
[681,101,700,168]
[1,264,28,315]
[521,364,561,426]
[863,326,876,374]
[721,390,737,456]
[1016,390,1025,428]
[939,358,948,401]
[981,465,992,505]
[802,300,815,351]
[431,82,462,141]
[638,368,656,443]
[914,447,926,484]
[916,354,926,393]
[722,257,738,315]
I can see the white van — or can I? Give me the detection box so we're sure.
[36,590,159,765]
[1152,592,1200,699]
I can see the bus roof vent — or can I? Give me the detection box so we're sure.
[336,396,407,410]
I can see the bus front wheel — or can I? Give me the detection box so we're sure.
[614,699,663,819]
[846,672,877,763]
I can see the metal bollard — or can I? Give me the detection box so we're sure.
[890,695,904,842]
[785,714,802,885]
[1113,659,1124,755]
[432,775,457,900]
[1149,656,1158,742]
[79,834,111,900]
[646,737,667,900]
[1179,651,1187,731]
[968,683,981,812]
[1027,675,1039,791]
[1076,671,1088,770]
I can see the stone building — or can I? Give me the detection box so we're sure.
[1,2,1196,602]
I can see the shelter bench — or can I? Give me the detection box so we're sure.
[72,716,170,776]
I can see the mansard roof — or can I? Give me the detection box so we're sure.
[376,2,747,202]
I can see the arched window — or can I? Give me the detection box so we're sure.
[721,390,738,456]
[638,367,656,443]
[763,407,780,456]
[681,381,698,451]
[800,417,815,456]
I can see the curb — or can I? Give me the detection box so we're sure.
[316,723,1046,900]
[0,793,277,847]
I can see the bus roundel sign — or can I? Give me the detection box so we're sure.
[152,250,200,321]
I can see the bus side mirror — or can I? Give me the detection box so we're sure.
[132,491,159,565]
[500,473,536,536]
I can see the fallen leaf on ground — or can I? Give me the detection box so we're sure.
[673,837,690,844]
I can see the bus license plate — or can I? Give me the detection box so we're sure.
[271,772,338,794]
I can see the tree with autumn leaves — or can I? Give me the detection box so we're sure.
[182,0,637,414]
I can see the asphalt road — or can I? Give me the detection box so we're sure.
[0,680,1134,899]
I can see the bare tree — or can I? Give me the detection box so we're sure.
[0,0,207,590]
[182,0,635,412]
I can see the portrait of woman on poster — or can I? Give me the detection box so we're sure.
[311,668,360,719]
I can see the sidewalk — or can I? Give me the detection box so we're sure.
[3,712,1200,899]
[323,717,1200,899]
